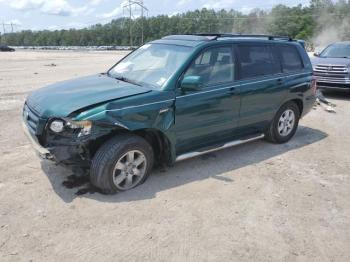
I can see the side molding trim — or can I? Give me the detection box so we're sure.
[175,134,265,162]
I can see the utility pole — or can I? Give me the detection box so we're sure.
[128,0,133,46]
[123,0,134,46]
[140,0,144,44]
[10,22,13,33]
[138,0,148,44]
[1,22,4,44]
[123,0,148,46]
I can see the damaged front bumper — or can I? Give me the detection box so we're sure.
[23,121,88,166]
[22,121,54,160]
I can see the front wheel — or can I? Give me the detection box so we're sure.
[91,134,154,194]
[265,101,300,144]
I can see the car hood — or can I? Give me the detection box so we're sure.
[26,74,151,118]
[311,56,350,67]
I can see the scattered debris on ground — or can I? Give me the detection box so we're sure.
[315,89,337,113]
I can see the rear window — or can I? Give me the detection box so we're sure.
[237,45,281,79]
[279,45,304,73]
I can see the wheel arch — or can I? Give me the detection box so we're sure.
[278,97,304,117]
[290,98,304,116]
[87,127,174,166]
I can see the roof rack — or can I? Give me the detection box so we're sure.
[186,33,293,41]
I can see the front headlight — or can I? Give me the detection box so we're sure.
[50,120,65,133]
[66,119,92,137]
[49,118,92,136]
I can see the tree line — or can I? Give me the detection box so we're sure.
[1,0,350,47]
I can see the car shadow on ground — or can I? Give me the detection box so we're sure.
[41,126,328,203]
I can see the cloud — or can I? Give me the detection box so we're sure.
[8,0,89,16]
[240,6,254,14]
[10,0,42,10]
[89,0,105,6]
[177,0,191,6]
[98,0,127,18]
[202,0,238,9]
[99,6,123,18]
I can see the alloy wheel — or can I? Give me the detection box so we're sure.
[278,109,295,137]
[112,150,147,190]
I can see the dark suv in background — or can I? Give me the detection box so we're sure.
[0,45,15,52]
[312,42,350,90]
[23,34,316,194]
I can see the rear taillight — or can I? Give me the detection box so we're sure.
[311,75,317,95]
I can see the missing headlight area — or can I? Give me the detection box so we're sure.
[48,118,92,136]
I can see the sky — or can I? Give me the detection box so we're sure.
[0,0,310,33]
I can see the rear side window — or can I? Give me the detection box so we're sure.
[279,45,304,73]
[237,45,281,79]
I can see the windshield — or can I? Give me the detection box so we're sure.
[108,43,193,89]
[320,43,350,58]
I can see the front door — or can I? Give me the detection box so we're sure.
[174,46,240,154]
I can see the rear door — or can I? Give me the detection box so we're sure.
[174,45,240,153]
[236,43,285,131]
[278,44,308,90]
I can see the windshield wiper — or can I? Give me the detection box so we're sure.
[113,75,142,86]
[322,56,350,59]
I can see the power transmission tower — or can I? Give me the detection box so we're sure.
[1,22,19,34]
[123,0,148,46]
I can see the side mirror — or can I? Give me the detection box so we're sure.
[314,52,320,57]
[181,75,202,91]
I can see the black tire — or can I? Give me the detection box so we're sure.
[265,101,300,144]
[91,134,154,194]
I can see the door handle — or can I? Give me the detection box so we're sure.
[229,87,237,94]
[277,78,283,84]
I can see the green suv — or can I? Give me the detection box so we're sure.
[23,34,316,194]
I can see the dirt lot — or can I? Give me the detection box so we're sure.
[0,50,349,262]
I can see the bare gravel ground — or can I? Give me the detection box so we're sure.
[0,50,349,262]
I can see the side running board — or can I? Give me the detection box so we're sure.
[175,134,265,162]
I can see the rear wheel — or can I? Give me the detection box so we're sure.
[91,134,154,194]
[265,101,300,143]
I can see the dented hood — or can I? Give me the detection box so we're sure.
[26,74,151,118]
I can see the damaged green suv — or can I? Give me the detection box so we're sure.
[23,34,316,194]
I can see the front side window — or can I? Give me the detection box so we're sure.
[109,43,193,89]
[237,44,281,79]
[279,45,304,73]
[184,46,235,86]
